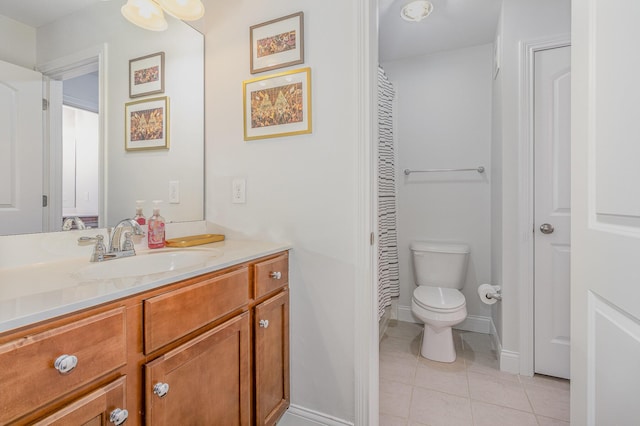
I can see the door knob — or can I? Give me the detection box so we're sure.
[540,223,555,234]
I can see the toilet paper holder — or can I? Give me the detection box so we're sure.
[478,284,502,304]
[486,289,502,301]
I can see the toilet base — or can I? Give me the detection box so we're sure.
[421,324,456,363]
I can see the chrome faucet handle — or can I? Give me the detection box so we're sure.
[78,235,107,262]
[122,232,135,252]
[78,235,104,245]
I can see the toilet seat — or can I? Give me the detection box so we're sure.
[413,287,465,313]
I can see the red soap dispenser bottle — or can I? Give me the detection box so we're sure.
[134,200,146,225]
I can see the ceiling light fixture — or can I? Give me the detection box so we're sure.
[121,0,205,31]
[401,0,434,22]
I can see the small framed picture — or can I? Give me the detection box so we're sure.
[243,67,312,141]
[250,12,304,74]
[129,52,165,98]
[125,97,169,151]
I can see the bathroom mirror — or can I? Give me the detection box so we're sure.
[0,0,204,236]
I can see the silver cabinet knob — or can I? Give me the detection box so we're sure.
[109,408,129,425]
[54,354,78,375]
[269,271,282,279]
[259,319,269,329]
[153,382,170,398]
[540,223,555,234]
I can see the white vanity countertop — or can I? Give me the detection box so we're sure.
[0,239,291,334]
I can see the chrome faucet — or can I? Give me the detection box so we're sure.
[78,218,145,262]
[109,219,145,253]
[62,216,86,231]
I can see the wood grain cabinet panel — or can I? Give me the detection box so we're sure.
[144,312,251,426]
[33,376,127,426]
[253,254,289,299]
[0,308,127,424]
[2,250,289,425]
[143,267,249,354]
[254,289,290,426]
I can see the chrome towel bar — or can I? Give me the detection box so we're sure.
[403,166,485,175]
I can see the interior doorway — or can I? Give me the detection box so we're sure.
[533,45,571,379]
[39,46,104,231]
[61,71,100,229]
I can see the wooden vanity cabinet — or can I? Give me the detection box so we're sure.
[252,252,290,426]
[0,250,289,426]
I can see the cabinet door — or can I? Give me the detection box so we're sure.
[145,312,251,426]
[254,289,290,426]
[33,376,128,426]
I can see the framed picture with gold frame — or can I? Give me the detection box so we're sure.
[125,96,169,151]
[250,12,304,74]
[129,52,164,98]
[243,67,312,141]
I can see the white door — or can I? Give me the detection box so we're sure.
[0,60,43,235]
[572,2,640,424]
[534,46,571,380]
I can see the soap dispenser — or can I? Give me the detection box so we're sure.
[147,200,165,249]
[134,200,146,225]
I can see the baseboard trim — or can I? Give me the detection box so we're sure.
[499,350,521,375]
[398,306,521,374]
[397,305,416,323]
[278,404,354,426]
[488,316,520,374]
[457,315,492,334]
[397,305,492,334]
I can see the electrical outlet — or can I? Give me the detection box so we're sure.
[232,178,246,204]
[169,181,180,204]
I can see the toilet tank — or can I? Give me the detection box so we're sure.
[410,241,470,289]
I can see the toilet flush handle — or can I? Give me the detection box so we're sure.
[540,223,555,234]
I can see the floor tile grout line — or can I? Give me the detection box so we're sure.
[380,323,569,426]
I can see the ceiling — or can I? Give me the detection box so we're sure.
[379,0,502,63]
[1,0,501,63]
[0,0,105,28]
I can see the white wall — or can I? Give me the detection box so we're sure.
[202,0,361,422]
[383,44,494,324]
[36,1,204,226]
[0,15,35,69]
[492,0,571,364]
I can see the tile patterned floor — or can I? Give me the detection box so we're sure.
[380,320,570,426]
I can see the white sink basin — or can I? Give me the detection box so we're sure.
[75,248,223,280]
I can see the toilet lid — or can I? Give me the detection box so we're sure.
[413,287,465,312]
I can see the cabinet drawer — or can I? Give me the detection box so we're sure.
[0,308,127,424]
[144,267,249,354]
[33,376,127,426]
[254,254,289,299]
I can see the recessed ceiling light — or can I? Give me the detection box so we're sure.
[401,0,434,22]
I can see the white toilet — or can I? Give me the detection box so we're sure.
[410,241,470,363]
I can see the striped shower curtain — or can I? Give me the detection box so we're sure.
[377,66,399,320]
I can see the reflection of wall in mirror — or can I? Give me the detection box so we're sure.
[0,15,35,69]
[0,1,204,229]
